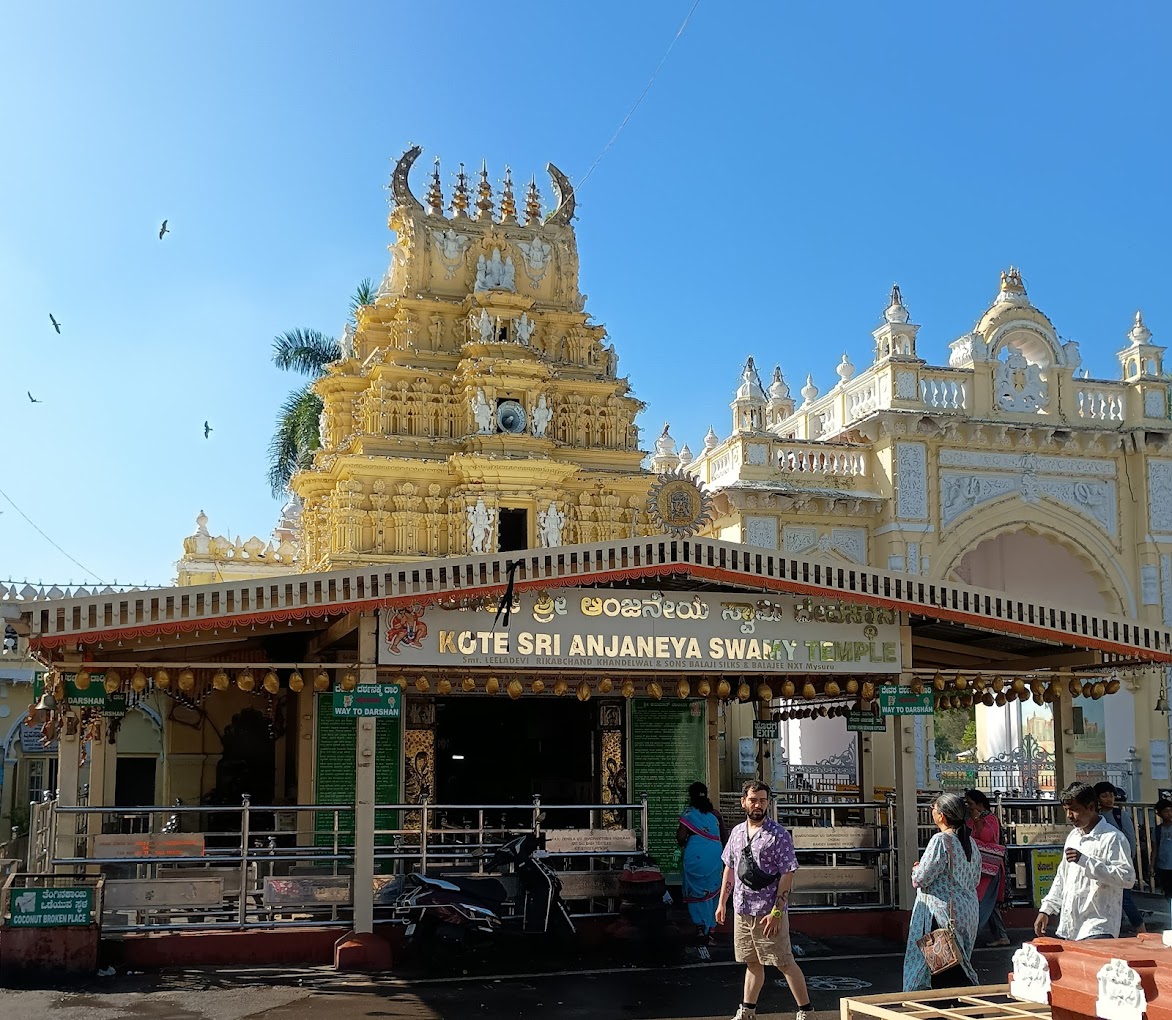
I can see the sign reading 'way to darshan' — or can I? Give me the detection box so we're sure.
[378,589,901,673]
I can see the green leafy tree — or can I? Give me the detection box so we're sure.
[933,706,977,759]
[267,279,376,497]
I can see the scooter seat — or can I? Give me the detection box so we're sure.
[449,876,509,903]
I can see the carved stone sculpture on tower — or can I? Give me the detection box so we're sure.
[475,248,516,292]
[513,313,535,345]
[995,349,1049,413]
[472,308,495,344]
[518,233,552,280]
[472,387,494,434]
[538,502,565,548]
[467,498,495,554]
[531,393,552,438]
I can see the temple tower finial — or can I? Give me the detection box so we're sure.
[450,163,469,218]
[525,176,543,225]
[475,159,494,220]
[425,157,444,216]
[499,166,517,223]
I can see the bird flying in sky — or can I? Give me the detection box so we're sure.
[49,314,61,334]
[204,421,213,438]
[27,391,41,403]
[159,220,169,240]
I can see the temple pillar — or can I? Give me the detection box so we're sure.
[295,681,315,847]
[1052,695,1078,793]
[352,613,378,935]
[54,711,82,872]
[893,621,919,911]
[705,696,720,794]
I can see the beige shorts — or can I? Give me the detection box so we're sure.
[733,910,795,968]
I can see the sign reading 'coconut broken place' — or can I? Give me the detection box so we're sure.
[378,589,901,674]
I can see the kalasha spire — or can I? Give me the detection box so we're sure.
[475,160,494,220]
[425,157,444,216]
[525,176,543,224]
[499,166,517,223]
[450,163,469,218]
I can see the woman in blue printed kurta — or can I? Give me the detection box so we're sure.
[903,793,982,992]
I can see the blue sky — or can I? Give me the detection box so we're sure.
[2,2,1170,586]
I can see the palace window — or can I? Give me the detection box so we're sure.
[26,757,58,805]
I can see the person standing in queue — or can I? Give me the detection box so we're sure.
[1035,781,1136,940]
[1094,782,1146,934]
[715,780,811,1020]
[677,781,727,942]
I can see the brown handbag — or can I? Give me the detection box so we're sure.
[915,835,963,975]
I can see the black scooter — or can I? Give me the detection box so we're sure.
[386,831,576,962]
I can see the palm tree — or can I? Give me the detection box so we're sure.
[267,278,376,497]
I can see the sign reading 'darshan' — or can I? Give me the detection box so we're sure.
[378,590,900,673]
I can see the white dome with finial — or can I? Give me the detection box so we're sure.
[801,375,819,404]
[768,365,790,401]
[884,283,910,324]
[655,423,677,459]
[836,353,855,383]
[678,444,693,468]
[704,426,719,451]
[1129,310,1153,346]
[735,356,767,402]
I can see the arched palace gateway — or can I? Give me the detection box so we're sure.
[7,148,1172,944]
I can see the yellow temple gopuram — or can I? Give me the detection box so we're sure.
[9,148,1172,943]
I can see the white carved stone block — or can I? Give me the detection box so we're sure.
[895,442,928,520]
[746,443,768,466]
[1149,460,1172,532]
[1009,942,1051,1004]
[745,516,777,549]
[1094,958,1146,1020]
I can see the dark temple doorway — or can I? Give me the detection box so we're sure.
[434,697,594,827]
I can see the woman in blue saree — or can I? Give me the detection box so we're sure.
[676,781,726,940]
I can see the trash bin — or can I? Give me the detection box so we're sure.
[0,872,104,979]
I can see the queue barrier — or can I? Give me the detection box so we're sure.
[32,795,650,933]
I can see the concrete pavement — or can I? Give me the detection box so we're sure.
[0,939,1025,1020]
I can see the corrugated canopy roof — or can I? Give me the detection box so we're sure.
[12,537,1170,668]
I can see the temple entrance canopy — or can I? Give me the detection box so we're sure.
[12,535,1172,927]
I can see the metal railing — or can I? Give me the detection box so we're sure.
[913,794,1168,906]
[717,791,896,910]
[34,795,650,933]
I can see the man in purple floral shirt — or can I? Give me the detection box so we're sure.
[716,780,811,1020]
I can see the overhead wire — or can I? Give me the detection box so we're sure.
[0,484,106,583]
[577,0,703,191]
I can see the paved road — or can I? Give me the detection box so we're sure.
[0,942,1023,1020]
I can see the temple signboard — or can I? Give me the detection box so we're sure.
[378,589,901,674]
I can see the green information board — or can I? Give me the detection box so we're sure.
[9,886,93,927]
[630,700,708,875]
[333,684,401,718]
[314,693,401,849]
[877,685,934,716]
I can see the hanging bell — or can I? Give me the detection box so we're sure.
[437,678,453,695]
[577,680,592,702]
[648,681,663,701]
[287,671,304,693]
[530,679,546,695]
[678,679,692,700]
[507,679,523,700]
[598,677,614,694]
[621,680,635,698]
[179,669,197,692]
[153,669,171,690]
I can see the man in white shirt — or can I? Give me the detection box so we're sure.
[1035,781,1136,940]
